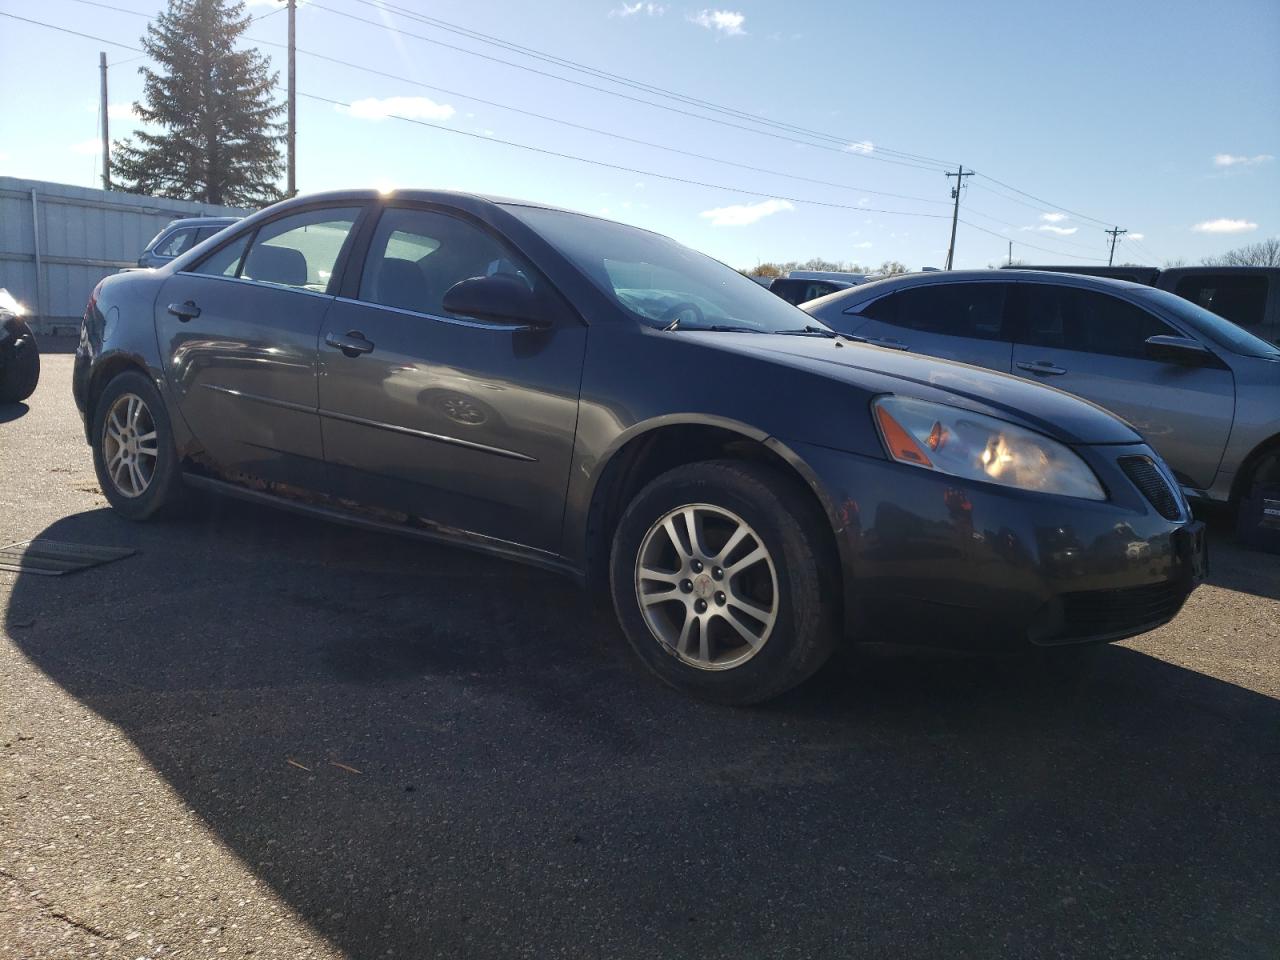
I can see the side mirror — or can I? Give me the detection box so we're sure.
[441,274,549,328]
[1144,334,1219,367]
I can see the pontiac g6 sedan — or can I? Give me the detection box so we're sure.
[74,190,1206,704]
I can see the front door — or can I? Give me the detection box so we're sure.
[1008,282,1236,491]
[317,205,586,554]
[841,280,1014,372]
[154,205,364,486]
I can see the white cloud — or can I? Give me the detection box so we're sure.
[853,241,873,249]
[690,9,745,35]
[338,96,455,122]
[698,198,792,226]
[70,138,100,156]
[1040,212,1068,223]
[1128,232,1145,241]
[610,2,665,16]
[844,141,874,155]
[1212,153,1274,168]
[1192,218,1258,234]
[107,102,142,121]
[1038,224,1078,236]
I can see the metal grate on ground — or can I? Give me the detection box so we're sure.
[0,539,136,576]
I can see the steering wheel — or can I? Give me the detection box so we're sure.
[659,301,705,328]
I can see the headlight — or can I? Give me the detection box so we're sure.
[872,396,1106,501]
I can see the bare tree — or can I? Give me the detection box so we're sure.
[1202,237,1280,268]
[1163,258,1188,268]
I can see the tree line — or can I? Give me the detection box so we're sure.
[744,258,910,278]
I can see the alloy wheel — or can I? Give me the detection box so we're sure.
[634,503,779,671]
[102,393,158,498]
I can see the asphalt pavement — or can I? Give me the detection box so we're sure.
[2,349,1278,959]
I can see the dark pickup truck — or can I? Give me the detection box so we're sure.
[1005,265,1280,345]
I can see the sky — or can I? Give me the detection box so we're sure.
[1,0,1277,271]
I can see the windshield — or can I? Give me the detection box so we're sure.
[1139,288,1280,359]
[504,205,831,334]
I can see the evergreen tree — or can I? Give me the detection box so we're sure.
[113,0,285,206]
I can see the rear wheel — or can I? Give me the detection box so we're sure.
[91,370,187,520]
[0,328,39,404]
[1235,448,1280,554]
[610,460,839,705]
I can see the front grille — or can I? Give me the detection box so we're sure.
[1118,455,1182,520]
[1059,581,1188,640]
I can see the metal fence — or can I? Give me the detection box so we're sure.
[0,177,248,334]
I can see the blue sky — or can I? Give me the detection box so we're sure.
[2,0,1277,270]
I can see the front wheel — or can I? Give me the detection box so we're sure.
[0,326,39,404]
[609,460,839,705]
[91,369,188,520]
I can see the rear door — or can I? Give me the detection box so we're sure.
[316,204,586,553]
[154,204,365,487]
[839,280,1014,371]
[1008,282,1235,490]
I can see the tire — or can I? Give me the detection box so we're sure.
[91,369,188,520]
[1234,450,1280,554]
[609,460,839,705]
[0,330,39,404]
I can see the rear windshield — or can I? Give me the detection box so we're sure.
[1138,288,1279,359]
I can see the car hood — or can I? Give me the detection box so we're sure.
[695,332,1143,445]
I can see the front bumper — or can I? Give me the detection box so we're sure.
[793,440,1205,650]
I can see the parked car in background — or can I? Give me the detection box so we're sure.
[1007,264,1279,344]
[137,216,240,268]
[804,270,1280,549]
[0,288,39,404]
[75,192,1205,703]
[768,276,854,305]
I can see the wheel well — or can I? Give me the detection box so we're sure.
[584,424,841,592]
[1233,434,1280,501]
[86,356,148,429]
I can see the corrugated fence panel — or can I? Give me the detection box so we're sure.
[0,176,250,333]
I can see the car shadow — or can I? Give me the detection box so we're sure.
[5,502,1279,958]
[1194,501,1280,601]
[0,401,29,423]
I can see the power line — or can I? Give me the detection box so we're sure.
[972,172,1113,228]
[960,219,1107,262]
[304,0,947,173]
[339,0,957,170]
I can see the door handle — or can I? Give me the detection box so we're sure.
[1016,360,1067,376]
[167,300,201,321]
[325,330,375,357]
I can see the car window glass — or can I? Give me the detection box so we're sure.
[864,283,1007,340]
[154,228,198,258]
[240,207,361,292]
[1173,274,1268,329]
[193,226,222,244]
[1020,286,1173,358]
[188,233,250,278]
[357,207,534,316]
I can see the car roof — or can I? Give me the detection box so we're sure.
[846,269,1149,293]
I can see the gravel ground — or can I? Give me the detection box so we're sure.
[2,349,1278,959]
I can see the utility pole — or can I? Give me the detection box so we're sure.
[1007,240,1012,266]
[944,166,972,270]
[99,51,111,190]
[286,0,297,196]
[1105,226,1127,266]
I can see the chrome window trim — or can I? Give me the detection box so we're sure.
[182,271,337,302]
[331,296,538,332]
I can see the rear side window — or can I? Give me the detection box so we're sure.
[1017,285,1173,358]
[240,207,361,292]
[1173,274,1268,329]
[862,283,1008,340]
[357,207,534,316]
[153,228,199,258]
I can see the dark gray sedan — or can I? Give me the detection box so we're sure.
[73,192,1206,703]
[802,271,1280,549]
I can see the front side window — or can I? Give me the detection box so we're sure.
[189,233,249,278]
[240,207,362,292]
[154,228,199,258]
[503,205,823,334]
[864,283,1008,340]
[1018,286,1173,358]
[357,207,534,316]
[1173,274,1268,329]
